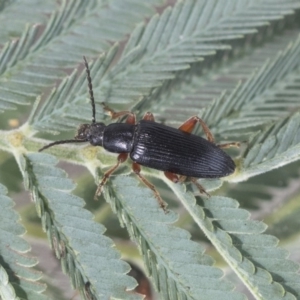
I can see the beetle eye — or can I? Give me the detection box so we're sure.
[75,124,90,140]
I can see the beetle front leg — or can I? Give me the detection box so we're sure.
[178,116,215,143]
[101,102,136,124]
[95,153,128,199]
[132,162,168,213]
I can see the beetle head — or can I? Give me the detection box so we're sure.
[75,122,106,146]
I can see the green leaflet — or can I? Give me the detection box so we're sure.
[0,0,56,42]
[0,0,163,113]
[104,175,245,300]
[31,46,119,133]
[0,183,48,300]
[16,153,141,300]
[163,180,300,300]
[156,34,300,133]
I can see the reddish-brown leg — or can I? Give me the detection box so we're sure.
[190,178,210,197]
[143,112,155,121]
[95,153,128,199]
[178,115,240,149]
[165,171,210,197]
[132,162,167,213]
[178,116,215,143]
[164,171,179,183]
[164,172,186,183]
[102,102,136,124]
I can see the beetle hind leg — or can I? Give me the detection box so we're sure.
[164,171,184,183]
[178,116,215,143]
[133,162,168,213]
[95,153,128,199]
[164,171,210,197]
[190,177,210,197]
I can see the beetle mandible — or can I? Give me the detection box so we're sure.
[39,57,237,212]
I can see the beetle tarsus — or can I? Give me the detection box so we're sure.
[94,184,104,199]
[94,177,107,199]
[94,153,128,199]
[190,177,210,197]
[159,202,168,214]
[133,162,168,213]
[165,172,210,197]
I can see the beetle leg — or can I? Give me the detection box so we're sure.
[217,142,240,149]
[165,172,210,197]
[178,116,215,143]
[178,175,187,183]
[101,102,136,124]
[143,112,155,121]
[95,153,128,199]
[164,171,180,183]
[190,178,210,197]
[133,162,168,213]
[164,172,187,184]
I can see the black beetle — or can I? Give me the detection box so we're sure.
[39,57,236,211]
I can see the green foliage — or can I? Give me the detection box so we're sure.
[0,184,48,300]
[18,153,140,300]
[0,1,300,299]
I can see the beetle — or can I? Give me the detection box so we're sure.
[39,57,237,212]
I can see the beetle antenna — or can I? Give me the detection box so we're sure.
[39,139,87,152]
[83,56,96,124]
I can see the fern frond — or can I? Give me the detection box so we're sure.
[31,46,118,133]
[13,153,141,299]
[171,33,300,141]
[0,183,48,300]
[104,175,245,300]
[0,0,56,42]
[163,181,300,300]
[93,0,300,109]
[211,37,300,137]
[155,30,300,128]
[235,112,300,182]
[0,0,162,114]
[0,24,41,112]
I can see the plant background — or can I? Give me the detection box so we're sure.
[1,0,300,300]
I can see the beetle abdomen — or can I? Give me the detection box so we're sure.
[130,120,235,178]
